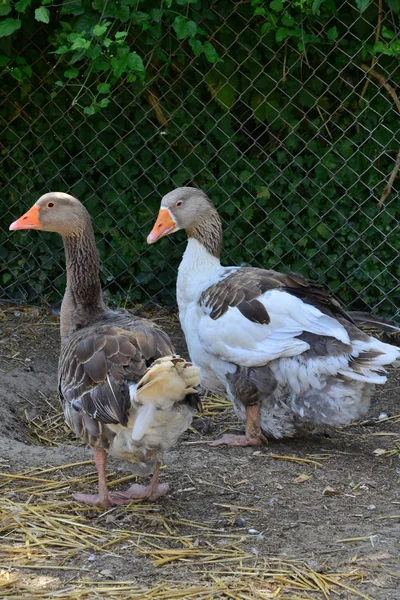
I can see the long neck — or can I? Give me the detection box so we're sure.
[187,209,223,259]
[60,219,107,340]
[178,239,221,308]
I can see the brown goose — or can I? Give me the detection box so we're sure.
[10,192,200,508]
[147,187,399,446]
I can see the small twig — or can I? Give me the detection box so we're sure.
[378,149,400,208]
[360,64,400,114]
[282,41,287,84]
[359,0,383,102]
[360,64,400,208]
[147,88,169,127]
[316,105,333,139]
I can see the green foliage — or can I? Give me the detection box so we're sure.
[355,0,370,11]
[0,0,399,316]
[34,6,49,23]
[0,17,20,36]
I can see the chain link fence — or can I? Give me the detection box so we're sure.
[1,1,399,319]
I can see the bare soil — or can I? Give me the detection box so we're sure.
[0,304,399,599]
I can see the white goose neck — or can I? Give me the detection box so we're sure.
[177,238,221,305]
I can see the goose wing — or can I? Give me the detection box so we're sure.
[59,322,174,434]
[198,268,353,367]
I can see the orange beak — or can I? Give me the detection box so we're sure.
[147,208,177,244]
[9,205,40,231]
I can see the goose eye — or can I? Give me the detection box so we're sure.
[176,201,183,207]
[47,202,54,208]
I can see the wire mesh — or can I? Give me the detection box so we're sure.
[0,2,399,319]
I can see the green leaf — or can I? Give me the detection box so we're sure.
[91,0,104,10]
[0,1,11,16]
[150,7,163,22]
[185,20,197,37]
[54,45,69,54]
[316,223,331,239]
[282,14,295,26]
[84,106,96,115]
[172,16,197,39]
[0,54,10,66]
[355,0,370,11]
[312,0,323,13]
[34,6,50,23]
[261,22,274,35]
[218,85,237,109]
[203,41,219,63]
[127,51,144,72]
[276,27,289,42]
[257,186,271,200]
[110,56,127,78]
[71,37,91,50]
[388,0,400,12]
[0,18,21,37]
[270,0,283,12]
[15,0,31,12]
[11,67,24,82]
[93,23,108,36]
[381,26,395,40]
[327,26,338,40]
[75,13,100,32]
[172,16,187,39]
[60,0,84,16]
[97,82,111,94]
[189,38,203,57]
[115,31,128,40]
[113,5,130,22]
[131,10,149,25]
[64,67,79,78]
[98,98,110,108]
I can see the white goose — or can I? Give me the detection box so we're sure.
[147,187,399,446]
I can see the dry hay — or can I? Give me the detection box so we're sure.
[0,561,372,600]
[0,461,375,600]
[24,399,78,447]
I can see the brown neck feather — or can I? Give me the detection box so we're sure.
[60,217,107,340]
[187,209,222,258]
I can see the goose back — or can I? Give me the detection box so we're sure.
[59,313,174,447]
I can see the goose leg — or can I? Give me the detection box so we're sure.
[72,447,113,509]
[109,461,170,502]
[73,454,169,508]
[209,404,265,447]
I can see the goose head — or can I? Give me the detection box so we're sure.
[147,187,216,244]
[9,192,89,237]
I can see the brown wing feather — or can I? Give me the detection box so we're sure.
[59,315,175,443]
[200,267,353,325]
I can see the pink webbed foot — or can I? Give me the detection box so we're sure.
[72,492,114,509]
[110,482,170,503]
[72,482,170,507]
[209,434,265,447]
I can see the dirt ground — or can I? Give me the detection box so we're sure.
[0,304,399,599]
